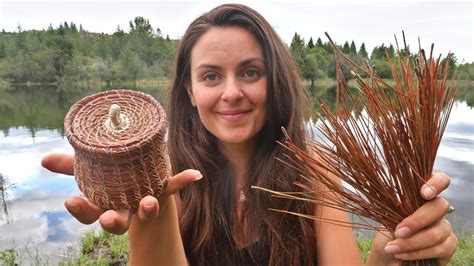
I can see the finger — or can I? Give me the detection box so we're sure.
[99,209,132,235]
[385,219,451,255]
[65,196,104,224]
[41,153,74,175]
[395,197,450,238]
[439,233,459,265]
[421,172,450,200]
[390,232,458,262]
[137,195,160,221]
[163,169,203,195]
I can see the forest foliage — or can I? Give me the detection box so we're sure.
[0,17,472,88]
[0,18,177,86]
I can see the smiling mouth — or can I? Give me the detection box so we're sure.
[217,110,251,121]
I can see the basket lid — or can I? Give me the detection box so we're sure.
[64,89,167,155]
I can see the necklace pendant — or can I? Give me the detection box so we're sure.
[239,190,246,202]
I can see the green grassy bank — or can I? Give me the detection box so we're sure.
[1,230,473,265]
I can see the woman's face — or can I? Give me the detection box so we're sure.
[187,26,267,147]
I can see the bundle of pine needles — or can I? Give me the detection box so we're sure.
[254,32,457,266]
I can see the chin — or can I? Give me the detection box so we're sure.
[218,132,255,145]
[220,136,250,144]
[212,126,263,145]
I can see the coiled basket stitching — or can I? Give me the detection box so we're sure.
[64,89,169,209]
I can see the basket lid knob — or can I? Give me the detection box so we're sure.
[105,104,129,131]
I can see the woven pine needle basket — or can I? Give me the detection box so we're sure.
[64,89,169,210]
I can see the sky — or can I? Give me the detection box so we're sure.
[0,0,473,62]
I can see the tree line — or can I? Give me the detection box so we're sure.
[0,17,472,88]
[0,17,176,87]
[289,33,473,90]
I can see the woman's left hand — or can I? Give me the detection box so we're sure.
[368,172,458,265]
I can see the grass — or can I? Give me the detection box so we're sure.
[0,248,17,265]
[449,230,474,266]
[0,244,46,265]
[58,230,130,265]
[0,230,129,265]
[1,230,473,265]
[357,238,372,263]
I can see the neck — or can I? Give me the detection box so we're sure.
[218,140,255,185]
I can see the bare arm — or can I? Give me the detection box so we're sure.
[314,173,362,266]
[128,195,188,265]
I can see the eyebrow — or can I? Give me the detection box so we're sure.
[194,57,265,71]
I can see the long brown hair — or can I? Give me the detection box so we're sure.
[167,4,317,265]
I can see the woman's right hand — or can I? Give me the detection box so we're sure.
[41,153,202,235]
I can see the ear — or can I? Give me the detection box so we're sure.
[186,84,196,107]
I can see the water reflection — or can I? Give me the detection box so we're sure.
[0,173,12,224]
[0,86,472,263]
[0,127,99,263]
[0,86,167,263]
[434,101,474,232]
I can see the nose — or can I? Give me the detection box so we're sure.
[221,76,243,102]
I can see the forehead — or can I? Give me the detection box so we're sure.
[190,26,264,66]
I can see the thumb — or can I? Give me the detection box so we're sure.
[41,153,74,175]
[164,169,203,194]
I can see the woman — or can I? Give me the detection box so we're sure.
[42,4,457,265]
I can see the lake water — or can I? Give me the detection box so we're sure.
[0,86,473,263]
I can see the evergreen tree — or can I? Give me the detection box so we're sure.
[113,25,125,37]
[342,41,350,54]
[70,22,78,33]
[290,32,306,72]
[0,40,5,59]
[350,41,357,54]
[322,41,333,54]
[359,43,368,58]
[386,44,395,58]
[371,44,387,60]
[15,28,28,53]
[307,37,315,49]
[129,17,154,37]
[316,37,323,48]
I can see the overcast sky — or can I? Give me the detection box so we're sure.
[0,0,472,62]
